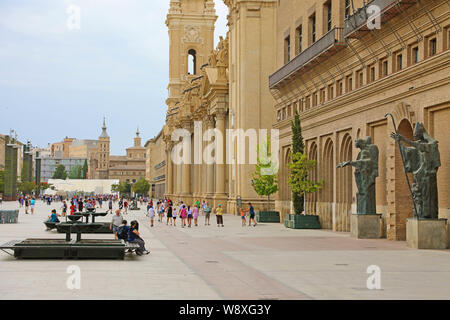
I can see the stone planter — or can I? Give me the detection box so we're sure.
[256,211,280,223]
[284,214,321,229]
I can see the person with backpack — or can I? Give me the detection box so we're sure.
[180,205,187,228]
[117,220,129,241]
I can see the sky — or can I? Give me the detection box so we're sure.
[0,0,228,155]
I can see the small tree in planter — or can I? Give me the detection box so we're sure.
[251,138,280,223]
[286,111,324,229]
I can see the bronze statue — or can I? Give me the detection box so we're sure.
[390,122,441,219]
[337,137,379,215]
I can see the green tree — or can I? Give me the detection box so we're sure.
[132,178,150,196]
[18,181,36,195]
[82,160,88,179]
[0,170,4,194]
[52,164,67,180]
[112,181,131,196]
[68,165,83,179]
[288,153,323,214]
[291,111,306,214]
[252,138,279,211]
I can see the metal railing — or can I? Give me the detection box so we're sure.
[269,27,345,88]
[344,0,410,36]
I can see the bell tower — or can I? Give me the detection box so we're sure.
[97,117,110,179]
[166,0,217,109]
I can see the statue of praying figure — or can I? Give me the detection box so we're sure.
[390,123,441,219]
[337,137,379,215]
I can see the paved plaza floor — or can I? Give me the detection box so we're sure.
[0,201,449,300]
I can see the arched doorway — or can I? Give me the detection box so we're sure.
[321,138,334,229]
[394,119,414,240]
[337,134,352,232]
[306,142,318,215]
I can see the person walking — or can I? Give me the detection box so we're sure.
[124,200,128,214]
[110,210,124,240]
[166,204,173,226]
[193,205,199,227]
[78,198,84,213]
[25,197,30,214]
[180,205,187,228]
[204,202,211,226]
[172,204,177,227]
[187,206,193,228]
[215,204,224,227]
[108,199,113,214]
[128,221,150,256]
[147,205,155,227]
[247,203,257,227]
[61,200,68,217]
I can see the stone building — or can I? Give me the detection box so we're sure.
[161,0,278,212]
[145,130,166,199]
[270,0,449,240]
[108,129,146,184]
[51,137,75,158]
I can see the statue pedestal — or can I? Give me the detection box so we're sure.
[406,218,448,249]
[351,214,382,239]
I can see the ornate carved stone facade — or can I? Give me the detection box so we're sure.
[271,0,450,240]
[162,0,278,212]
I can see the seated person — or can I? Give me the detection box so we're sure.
[128,220,150,256]
[117,220,129,241]
[46,210,61,230]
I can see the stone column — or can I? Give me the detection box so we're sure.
[205,116,215,196]
[215,111,227,196]
[181,123,192,197]
[166,142,174,195]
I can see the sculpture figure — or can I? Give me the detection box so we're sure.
[390,123,441,219]
[337,137,379,214]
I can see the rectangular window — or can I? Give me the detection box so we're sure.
[299,99,304,112]
[306,95,311,109]
[367,64,375,83]
[396,53,403,71]
[284,35,291,63]
[320,88,326,104]
[345,0,351,19]
[412,46,419,64]
[429,38,437,57]
[337,80,343,96]
[328,84,334,100]
[357,70,363,88]
[346,75,352,93]
[379,58,388,78]
[309,14,316,44]
[295,25,303,55]
[326,1,332,32]
[312,92,318,107]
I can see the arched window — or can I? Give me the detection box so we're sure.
[188,49,197,75]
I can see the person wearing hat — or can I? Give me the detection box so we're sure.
[215,204,224,227]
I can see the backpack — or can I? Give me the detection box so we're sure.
[117,226,129,241]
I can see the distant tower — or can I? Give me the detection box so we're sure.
[134,127,142,147]
[166,0,217,109]
[97,117,110,179]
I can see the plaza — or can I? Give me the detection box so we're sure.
[0,201,448,300]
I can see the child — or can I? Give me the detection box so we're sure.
[187,206,193,228]
[241,209,247,227]
[193,205,199,227]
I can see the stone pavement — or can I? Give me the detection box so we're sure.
[0,201,449,300]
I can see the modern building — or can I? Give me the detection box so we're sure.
[36,156,86,183]
[269,0,449,240]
